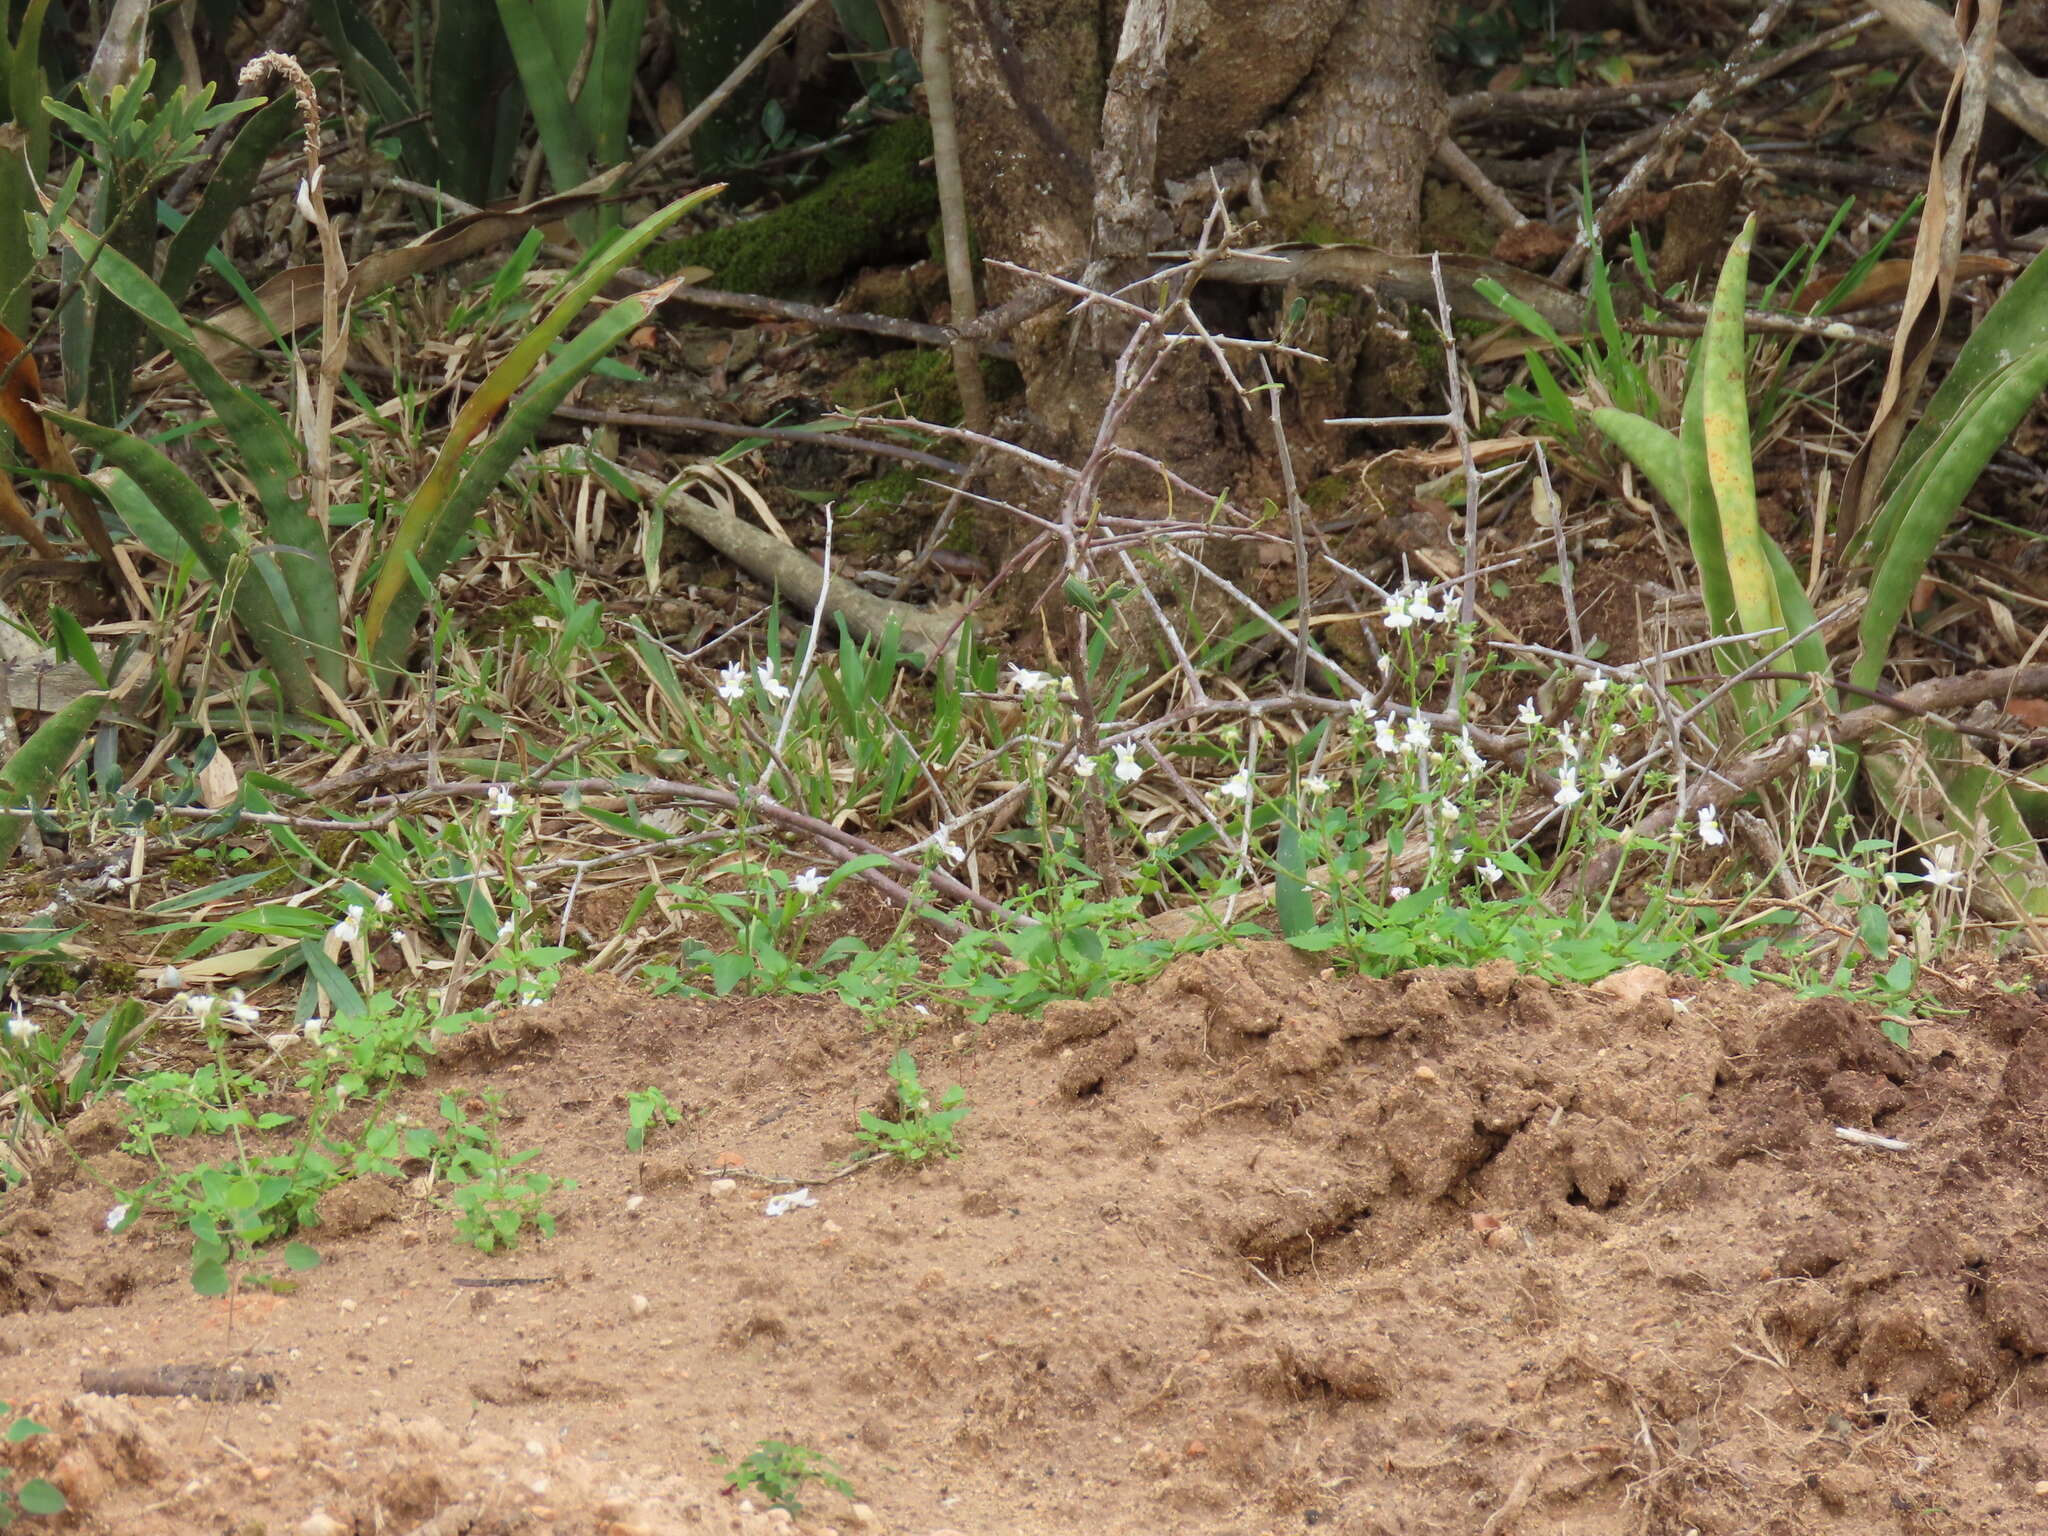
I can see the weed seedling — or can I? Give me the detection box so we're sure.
[624,1087,681,1151]
[0,1401,64,1524]
[721,1439,853,1515]
[856,1049,969,1164]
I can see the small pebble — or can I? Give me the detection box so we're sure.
[629,1294,650,1317]
[710,1178,738,1195]
[2035,1479,2048,1497]
[625,1194,645,1214]
[299,1513,347,1536]
[846,1502,877,1529]
[336,1299,357,1314]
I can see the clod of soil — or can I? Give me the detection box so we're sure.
[2,946,2045,1534]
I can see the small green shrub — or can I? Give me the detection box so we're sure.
[721,1439,853,1515]
[856,1050,968,1164]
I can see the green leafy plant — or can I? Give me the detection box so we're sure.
[43,59,267,424]
[411,1091,571,1253]
[856,1050,968,1163]
[493,0,646,227]
[1590,214,2048,920]
[52,184,720,713]
[308,0,525,204]
[624,1087,680,1151]
[0,997,150,1125]
[0,1402,64,1525]
[721,1439,853,1515]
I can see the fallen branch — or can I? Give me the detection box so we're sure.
[608,462,963,661]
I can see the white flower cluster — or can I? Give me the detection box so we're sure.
[1382,581,1445,630]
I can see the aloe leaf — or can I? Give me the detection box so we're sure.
[1676,353,1739,642]
[1851,340,2048,694]
[0,688,105,863]
[1699,212,1782,644]
[495,0,594,198]
[1590,409,1685,520]
[1864,243,2048,543]
[588,0,646,168]
[47,410,320,713]
[431,0,523,202]
[54,221,344,686]
[1864,723,2048,920]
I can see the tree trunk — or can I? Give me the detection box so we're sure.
[910,0,1444,492]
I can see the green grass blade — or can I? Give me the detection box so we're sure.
[369,296,659,677]
[364,185,721,662]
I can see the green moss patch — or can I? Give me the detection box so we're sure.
[646,118,939,296]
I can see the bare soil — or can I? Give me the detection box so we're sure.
[4,945,2047,1535]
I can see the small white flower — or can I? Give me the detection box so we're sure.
[496,919,517,943]
[1216,770,1254,801]
[1807,744,1830,771]
[303,1016,327,1042]
[755,663,791,703]
[179,991,223,1024]
[1600,754,1625,784]
[330,913,360,943]
[1455,731,1484,775]
[1697,806,1726,847]
[1920,845,1961,889]
[105,1203,129,1233]
[1583,675,1611,697]
[5,1009,34,1042]
[1516,699,1541,728]
[1112,742,1144,784]
[226,989,260,1024]
[1557,728,1582,761]
[1349,696,1377,719]
[1303,773,1332,795]
[1073,754,1099,780]
[1381,581,1444,630]
[1670,995,1691,1013]
[792,868,826,897]
[1389,885,1412,901]
[937,834,968,864]
[486,784,518,819]
[373,891,395,914]
[1553,771,1583,809]
[1477,859,1503,884]
[716,662,747,702]
[1007,665,1057,696]
[155,965,183,992]
[294,174,319,226]
[520,989,546,1008]
[1373,719,1400,754]
[1402,716,1432,754]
